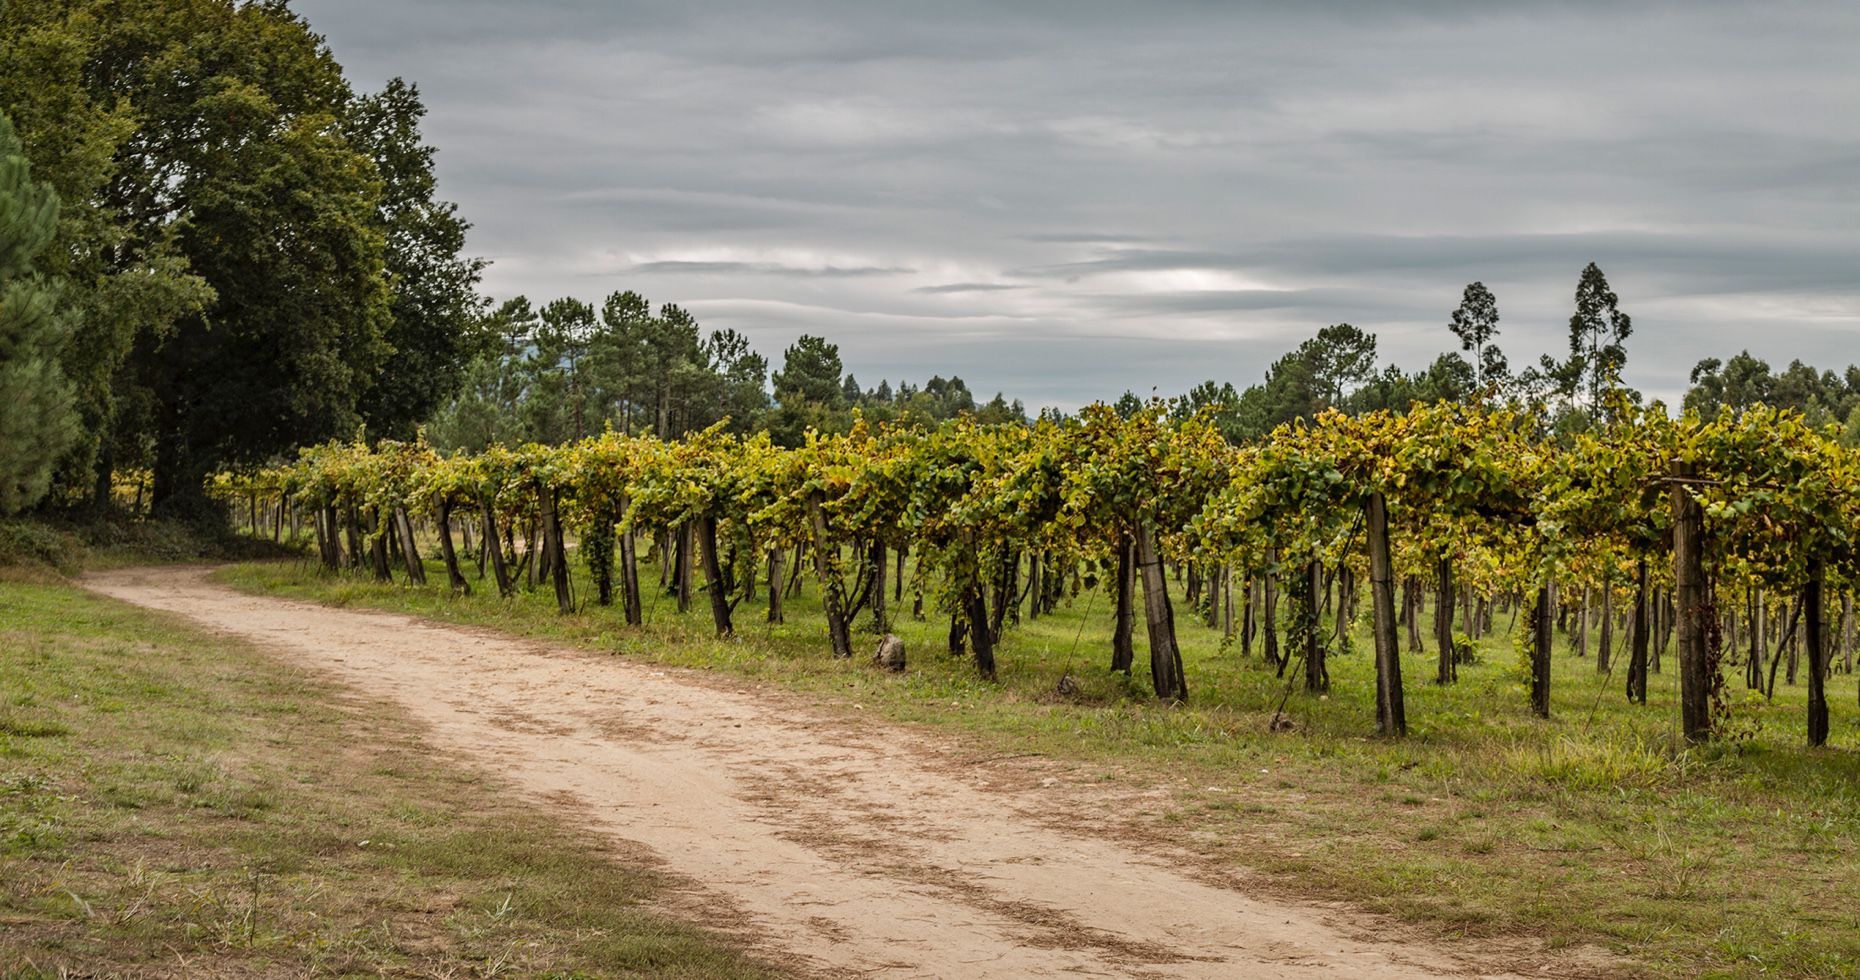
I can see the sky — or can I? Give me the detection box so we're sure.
[298,1,1859,411]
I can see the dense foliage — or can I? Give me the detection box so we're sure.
[0,0,484,516]
[0,109,75,513]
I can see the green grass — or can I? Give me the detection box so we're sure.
[219,548,1860,979]
[0,568,790,979]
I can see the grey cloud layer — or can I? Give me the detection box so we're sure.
[301,0,1860,408]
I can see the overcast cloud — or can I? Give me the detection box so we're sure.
[299,0,1859,409]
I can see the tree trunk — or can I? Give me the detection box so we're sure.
[520,519,537,590]
[1404,579,1423,653]
[394,507,427,585]
[482,500,514,597]
[698,514,733,637]
[619,497,642,625]
[895,544,906,603]
[1575,585,1590,657]
[674,522,693,614]
[1806,559,1829,746]
[1531,582,1553,718]
[1749,587,1766,689]
[1112,532,1136,673]
[1241,575,1256,658]
[369,508,393,582]
[1333,564,1349,653]
[1304,560,1327,693]
[659,529,673,590]
[1222,565,1235,639]
[1133,520,1187,702]
[1026,551,1041,623]
[999,550,1019,633]
[316,505,341,570]
[1654,589,1670,673]
[967,582,995,680]
[1787,597,1801,686]
[539,484,572,613]
[1366,492,1405,736]
[788,542,807,599]
[1435,557,1455,684]
[1672,459,1711,743]
[1842,593,1854,675]
[436,499,469,593]
[1626,557,1648,704]
[1263,554,1279,669]
[870,540,889,633]
[344,506,363,570]
[1597,580,1613,673]
[806,493,854,659]
[767,547,785,625]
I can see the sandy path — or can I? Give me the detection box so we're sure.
[86,567,1562,979]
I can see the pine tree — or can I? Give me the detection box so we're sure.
[1448,281,1506,389]
[0,110,77,514]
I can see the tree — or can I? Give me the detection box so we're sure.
[1172,380,1244,442]
[1448,281,1506,390]
[425,297,536,451]
[591,289,652,433]
[640,303,708,438]
[1305,323,1377,407]
[0,110,78,513]
[0,0,214,508]
[0,0,399,516]
[975,393,1026,425]
[346,78,488,439]
[773,334,844,407]
[1234,347,1322,439]
[1686,351,1773,417]
[705,328,770,433]
[533,297,598,442]
[1348,354,1475,413]
[1564,262,1632,418]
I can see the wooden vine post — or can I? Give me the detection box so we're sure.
[481,497,514,597]
[618,492,642,625]
[1434,556,1456,684]
[1303,559,1326,693]
[1626,557,1648,704]
[1365,491,1406,736]
[538,481,572,613]
[1111,531,1135,673]
[1531,582,1553,718]
[1133,519,1188,703]
[1671,458,1711,743]
[394,507,426,585]
[766,546,785,624]
[435,497,469,593]
[1806,557,1828,747]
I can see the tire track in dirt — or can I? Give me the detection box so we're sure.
[87,566,1587,979]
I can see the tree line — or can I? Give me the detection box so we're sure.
[423,294,1027,453]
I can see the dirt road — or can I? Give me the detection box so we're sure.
[86,567,1572,979]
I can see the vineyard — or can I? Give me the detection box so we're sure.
[219,397,1860,749]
